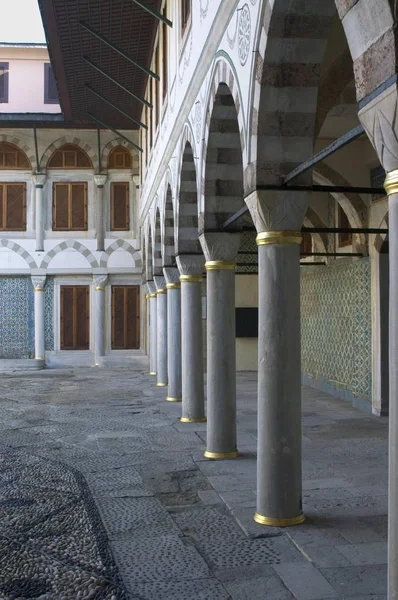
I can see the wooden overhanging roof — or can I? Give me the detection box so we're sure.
[37,0,162,129]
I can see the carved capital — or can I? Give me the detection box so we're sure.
[146,280,156,295]
[32,173,46,187]
[31,275,46,291]
[359,84,398,172]
[94,174,108,187]
[154,275,166,291]
[245,189,309,233]
[163,267,180,285]
[93,275,108,290]
[176,254,205,276]
[199,233,241,262]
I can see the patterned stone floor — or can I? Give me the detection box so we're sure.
[0,365,388,599]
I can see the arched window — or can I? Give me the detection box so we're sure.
[108,146,132,169]
[47,144,92,169]
[0,142,31,169]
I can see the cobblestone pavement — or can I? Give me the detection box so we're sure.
[0,365,388,599]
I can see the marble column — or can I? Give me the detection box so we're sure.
[94,274,108,366]
[33,174,46,252]
[385,172,398,598]
[147,281,157,376]
[154,276,168,387]
[246,189,308,527]
[176,255,206,423]
[93,175,108,252]
[200,233,241,458]
[164,267,182,402]
[31,275,46,361]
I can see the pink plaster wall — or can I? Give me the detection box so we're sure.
[0,47,61,114]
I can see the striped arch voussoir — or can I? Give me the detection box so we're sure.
[0,135,36,171]
[0,239,37,268]
[40,240,98,269]
[100,239,142,268]
[201,58,246,185]
[40,135,97,170]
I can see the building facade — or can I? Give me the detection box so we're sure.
[0,44,142,369]
[139,0,387,415]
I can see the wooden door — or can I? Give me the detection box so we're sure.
[112,286,140,349]
[60,285,90,350]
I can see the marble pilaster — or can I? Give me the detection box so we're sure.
[31,275,46,362]
[33,174,46,252]
[93,275,108,366]
[94,175,108,252]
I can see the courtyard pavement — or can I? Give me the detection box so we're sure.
[0,364,388,599]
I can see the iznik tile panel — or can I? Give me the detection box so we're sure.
[45,277,54,351]
[301,258,372,404]
[0,277,34,359]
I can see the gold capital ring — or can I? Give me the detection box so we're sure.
[256,231,302,246]
[205,260,236,271]
[384,170,398,196]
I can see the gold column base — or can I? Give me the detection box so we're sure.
[149,372,157,376]
[253,513,306,527]
[180,417,207,423]
[156,382,167,387]
[166,396,182,402]
[204,450,239,459]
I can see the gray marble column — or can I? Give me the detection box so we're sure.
[164,267,182,402]
[94,274,108,366]
[255,231,304,526]
[33,174,46,252]
[94,175,107,252]
[147,281,157,376]
[31,275,46,361]
[200,233,241,458]
[154,276,168,387]
[385,172,398,598]
[245,189,308,528]
[176,255,205,422]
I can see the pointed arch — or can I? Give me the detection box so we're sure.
[0,135,36,171]
[176,139,201,255]
[153,206,162,276]
[201,57,246,212]
[201,78,245,233]
[40,136,97,171]
[0,239,37,268]
[163,183,175,267]
[40,240,98,269]
[99,239,141,268]
[313,166,367,253]
[146,218,153,281]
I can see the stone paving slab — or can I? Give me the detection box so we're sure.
[0,367,389,599]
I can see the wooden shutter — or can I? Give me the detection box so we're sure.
[0,185,4,229]
[53,183,69,230]
[112,286,125,349]
[53,182,87,230]
[5,184,26,230]
[112,286,140,349]
[60,286,89,350]
[111,182,129,231]
[126,286,140,349]
[71,183,87,230]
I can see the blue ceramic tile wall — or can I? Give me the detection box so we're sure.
[0,277,34,359]
[301,258,372,404]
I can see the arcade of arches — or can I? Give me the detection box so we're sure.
[139,1,398,597]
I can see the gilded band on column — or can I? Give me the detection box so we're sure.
[256,231,302,246]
